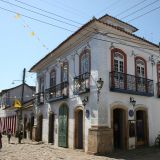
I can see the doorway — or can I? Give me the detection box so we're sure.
[113,108,127,150]
[58,104,68,148]
[37,114,43,141]
[48,112,54,144]
[75,108,83,149]
[136,110,148,146]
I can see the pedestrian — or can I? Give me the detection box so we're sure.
[7,129,12,144]
[0,132,2,150]
[18,130,23,144]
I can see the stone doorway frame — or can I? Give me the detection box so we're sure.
[134,107,149,147]
[74,106,84,149]
[111,104,129,150]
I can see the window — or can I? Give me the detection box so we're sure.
[38,76,44,92]
[114,52,124,73]
[135,57,147,92]
[50,69,56,87]
[80,49,90,74]
[111,48,127,89]
[136,59,145,78]
[61,62,68,82]
[111,48,127,73]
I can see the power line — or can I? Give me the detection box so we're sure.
[36,0,88,18]
[0,4,159,53]
[0,0,81,28]
[96,0,122,16]
[14,0,84,25]
[0,6,74,32]
[121,0,160,19]
[127,4,160,22]
[1,0,100,34]
[2,0,159,48]
[115,0,148,17]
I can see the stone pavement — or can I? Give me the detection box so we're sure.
[0,135,114,160]
[0,135,160,160]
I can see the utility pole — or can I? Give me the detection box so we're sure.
[18,68,26,143]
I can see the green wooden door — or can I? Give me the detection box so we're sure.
[58,105,68,147]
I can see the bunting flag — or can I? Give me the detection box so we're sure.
[14,99,21,108]
[14,13,49,51]
[15,13,21,20]
[31,31,35,37]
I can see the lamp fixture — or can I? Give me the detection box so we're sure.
[130,97,136,107]
[82,96,88,106]
[97,78,104,102]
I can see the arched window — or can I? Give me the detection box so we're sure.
[135,57,147,92]
[111,48,127,89]
[61,62,68,82]
[80,49,90,74]
[50,69,56,87]
[114,52,124,73]
[135,59,145,78]
[111,48,127,73]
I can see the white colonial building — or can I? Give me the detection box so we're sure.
[30,14,160,154]
[0,83,35,139]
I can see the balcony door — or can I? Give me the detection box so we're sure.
[135,58,146,92]
[113,52,125,89]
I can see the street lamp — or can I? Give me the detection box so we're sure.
[130,97,136,107]
[96,78,104,102]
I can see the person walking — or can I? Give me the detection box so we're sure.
[0,132,2,150]
[18,130,23,144]
[7,129,12,144]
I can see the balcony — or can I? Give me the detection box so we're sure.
[36,92,45,105]
[109,71,154,97]
[45,81,69,102]
[73,72,90,95]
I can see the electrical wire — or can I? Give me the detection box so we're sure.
[0,0,81,28]
[14,0,83,25]
[0,5,159,54]
[0,6,74,32]
[121,0,160,19]
[127,4,160,22]
[1,0,159,48]
[115,0,148,17]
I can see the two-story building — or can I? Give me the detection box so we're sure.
[30,14,160,154]
[0,83,35,139]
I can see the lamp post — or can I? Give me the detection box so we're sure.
[129,97,136,118]
[96,78,104,102]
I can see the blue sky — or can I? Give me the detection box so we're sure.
[0,0,160,91]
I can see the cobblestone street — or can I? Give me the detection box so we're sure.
[1,135,160,160]
[0,136,114,160]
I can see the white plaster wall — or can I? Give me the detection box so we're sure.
[35,27,160,151]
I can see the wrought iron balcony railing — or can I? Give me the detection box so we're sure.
[157,82,160,98]
[36,92,45,105]
[110,71,154,96]
[73,72,90,95]
[45,81,69,102]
